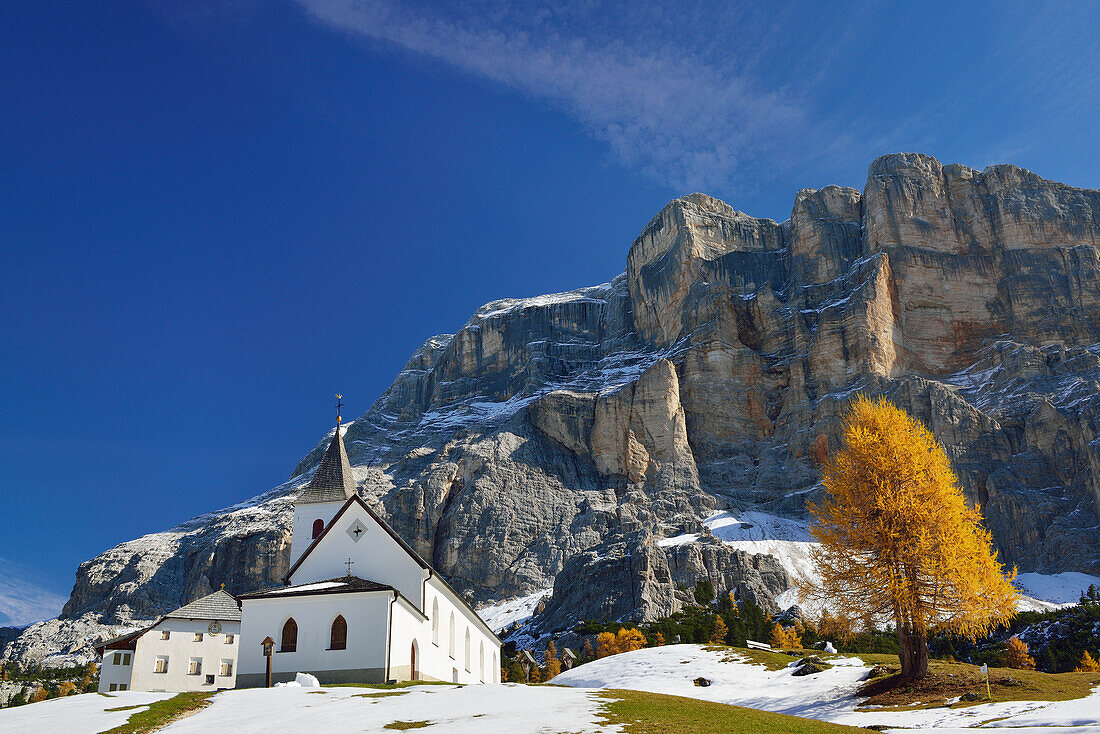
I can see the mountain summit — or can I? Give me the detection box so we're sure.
[6,153,1100,664]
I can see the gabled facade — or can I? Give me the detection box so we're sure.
[94,589,241,693]
[238,425,502,686]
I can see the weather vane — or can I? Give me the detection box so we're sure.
[335,393,344,425]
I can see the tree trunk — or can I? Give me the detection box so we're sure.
[897,624,929,679]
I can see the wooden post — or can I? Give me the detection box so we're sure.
[262,636,275,688]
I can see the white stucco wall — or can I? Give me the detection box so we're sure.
[290,501,427,607]
[289,501,344,566]
[238,591,392,685]
[102,618,240,693]
[421,578,500,684]
[98,649,135,692]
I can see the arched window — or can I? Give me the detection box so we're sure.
[312,519,324,539]
[280,618,297,653]
[479,641,485,682]
[448,612,455,658]
[330,615,347,650]
[410,640,419,681]
[464,628,471,672]
[493,652,498,682]
[431,598,440,645]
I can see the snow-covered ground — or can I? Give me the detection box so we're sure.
[555,644,1100,733]
[0,685,619,734]
[477,588,552,633]
[0,690,174,734]
[1016,572,1100,605]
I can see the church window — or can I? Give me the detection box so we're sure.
[188,658,202,675]
[312,518,324,538]
[224,634,234,644]
[464,628,471,672]
[161,630,170,640]
[220,660,233,676]
[431,599,439,645]
[194,632,203,642]
[154,656,168,673]
[280,618,298,652]
[330,615,347,650]
[479,641,485,682]
[448,612,455,658]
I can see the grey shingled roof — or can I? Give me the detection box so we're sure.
[297,426,357,504]
[165,589,242,622]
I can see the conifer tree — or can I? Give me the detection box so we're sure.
[653,632,666,646]
[543,641,562,680]
[710,617,729,644]
[769,623,798,650]
[615,628,647,654]
[1075,651,1100,672]
[581,638,595,663]
[595,631,616,659]
[1004,636,1036,670]
[804,395,1018,679]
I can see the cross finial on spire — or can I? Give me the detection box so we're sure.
[345,557,354,576]
[335,393,344,425]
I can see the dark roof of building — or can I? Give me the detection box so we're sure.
[239,576,394,600]
[94,628,146,654]
[165,589,242,621]
[298,426,357,504]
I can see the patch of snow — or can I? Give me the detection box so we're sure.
[0,691,175,734]
[557,644,1100,732]
[267,582,345,594]
[1015,572,1100,605]
[477,589,552,633]
[158,683,622,734]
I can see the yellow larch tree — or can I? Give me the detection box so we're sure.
[543,640,562,680]
[804,395,1018,679]
[1003,636,1035,670]
[710,617,728,644]
[1075,651,1100,672]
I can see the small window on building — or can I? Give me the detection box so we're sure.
[118,684,128,691]
[330,615,347,650]
[161,630,170,640]
[113,652,122,666]
[280,618,298,652]
[122,653,132,666]
[108,683,118,692]
[194,632,204,642]
[205,674,215,685]
[155,656,169,673]
[219,660,233,676]
[224,634,234,644]
[312,518,324,538]
[189,658,202,676]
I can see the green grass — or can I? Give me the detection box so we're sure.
[382,721,431,730]
[705,644,805,671]
[99,691,214,734]
[351,690,410,699]
[598,690,870,734]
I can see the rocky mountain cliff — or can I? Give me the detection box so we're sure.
[7,153,1100,664]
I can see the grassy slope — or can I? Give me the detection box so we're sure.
[707,644,1100,709]
[100,692,214,734]
[600,690,869,734]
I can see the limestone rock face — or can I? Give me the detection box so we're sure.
[11,153,1100,663]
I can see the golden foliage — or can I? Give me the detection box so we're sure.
[653,632,666,646]
[543,641,562,680]
[768,623,800,650]
[597,628,648,658]
[804,395,1018,677]
[1003,636,1035,670]
[1075,651,1100,672]
[710,617,728,644]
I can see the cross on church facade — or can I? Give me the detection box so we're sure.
[345,557,354,575]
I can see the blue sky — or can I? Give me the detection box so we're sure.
[1,0,1098,625]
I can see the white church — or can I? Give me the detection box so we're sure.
[237,417,501,686]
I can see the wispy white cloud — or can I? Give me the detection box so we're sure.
[293,0,834,194]
[0,557,68,627]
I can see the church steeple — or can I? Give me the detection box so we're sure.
[297,402,357,504]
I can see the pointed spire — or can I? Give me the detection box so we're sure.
[298,420,357,505]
